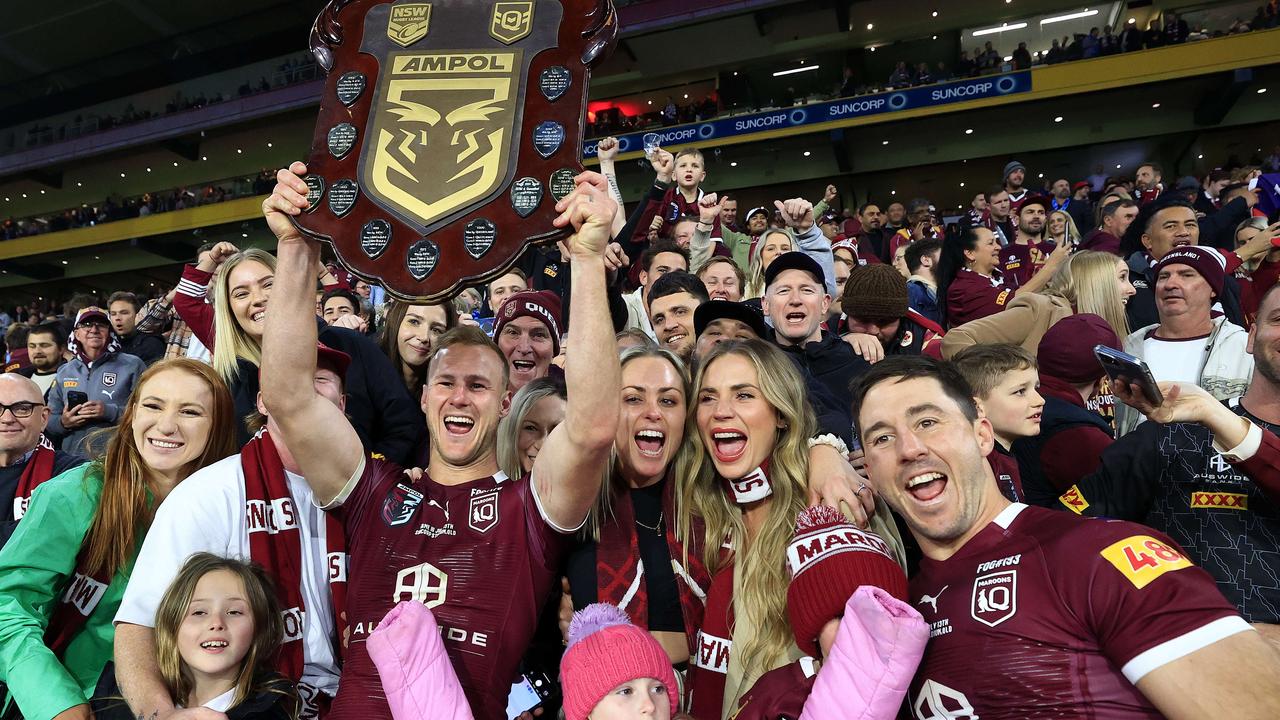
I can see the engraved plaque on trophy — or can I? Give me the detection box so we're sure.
[292,0,618,301]
[360,219,392,259]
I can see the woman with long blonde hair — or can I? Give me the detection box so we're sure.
[742,230,793,300]
[0,359,237,720]
[676,339,903,718]
[942,249,1135,357]
[171,242,419,459]
[1047,209,1081,247]
[496,376,567,480]
[564,345,708,668]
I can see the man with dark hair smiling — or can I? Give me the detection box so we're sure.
[852,355,1280,719]
[19,322,66,398]
[646,270,708,362]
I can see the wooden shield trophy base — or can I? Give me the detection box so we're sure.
[293,0,617,301]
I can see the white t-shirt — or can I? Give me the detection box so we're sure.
[30,371,57,398]
[115,454,340,698]
[1142,334,1206,386]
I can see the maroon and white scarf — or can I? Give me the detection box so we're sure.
[241,429,348,681]
[595,475,710,653]
[11,434,56,521]
[723,460,772,505]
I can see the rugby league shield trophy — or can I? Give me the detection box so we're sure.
[293,0,618,301]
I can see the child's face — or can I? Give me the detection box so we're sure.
[673,154,705,190]
[178,570,256,689]
[979,367,1043,444]
[590,678,672,720]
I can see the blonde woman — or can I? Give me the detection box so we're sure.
[942,249,1135,358]
[742,229,793,300]
[677,339,903,719]
[0,360,237,720]
[496,376,567,480]
[563,345,880,675]
[1047,209,1081,247]
[171,244,420,459]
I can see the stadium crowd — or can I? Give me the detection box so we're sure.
[589,9,1279,137]
[0,125,1279,720]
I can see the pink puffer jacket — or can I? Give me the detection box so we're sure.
[800,586,929,720]
[366,600,474,720]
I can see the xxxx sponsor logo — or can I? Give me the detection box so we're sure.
[1190,491,1248,510]
[1059,485,1089,514]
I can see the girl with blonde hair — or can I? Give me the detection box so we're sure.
[0,360,237,720]
[676,339,903,718]
[93,553,297,718]
[942,249,1135,357]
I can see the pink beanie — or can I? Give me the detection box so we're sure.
[560,604,678,720]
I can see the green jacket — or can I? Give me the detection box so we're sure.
[0,464,138,720]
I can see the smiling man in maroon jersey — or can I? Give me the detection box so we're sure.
[259,164,621,720]
[852,356,1280,720]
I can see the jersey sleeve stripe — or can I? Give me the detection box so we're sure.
[1120,615,1253,684]
[175,278,207,297]
[529,475,588,534]
[316,453,366,510]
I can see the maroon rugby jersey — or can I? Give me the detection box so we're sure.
[944,268,1013,328]
[908,503,1249,719]
[330,460,570,720]
[998,240,1052,289]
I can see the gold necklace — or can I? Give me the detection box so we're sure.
[636,511,664,533]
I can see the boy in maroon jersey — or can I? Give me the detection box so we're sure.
[259,164,622,720]
[851,355,1280,720]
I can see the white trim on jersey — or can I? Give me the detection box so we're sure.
[529,472,590,534]
[318,453,366,510]
[993,502,1027,530]
[1121,616,1253,684]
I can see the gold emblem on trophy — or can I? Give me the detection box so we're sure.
[387,4,432,47]
[489,1,534,44]
[364,51,521,230]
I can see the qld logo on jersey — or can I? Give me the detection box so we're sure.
[382,482,424,527]
[971,569,1017,627]
[468,486,500,533]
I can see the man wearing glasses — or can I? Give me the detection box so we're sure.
[0,374,85,547]
[45,307,146,456]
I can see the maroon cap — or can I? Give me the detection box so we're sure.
[74,307,110,327]
[494,290,563,354]
[1072,181,1091,192]
[1153,245,1226,297]
[1018,194,1052,215]
[317,342,351,380]
[1037,314,1119,385]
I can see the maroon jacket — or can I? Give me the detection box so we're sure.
[1035,376,1115,493]
[728,659,817,720]
[1078,229,1122,255]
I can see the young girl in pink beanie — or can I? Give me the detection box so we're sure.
[561,603,680,720]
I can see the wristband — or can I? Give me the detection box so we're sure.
[696,222,714,232]
[807,433,849,456]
